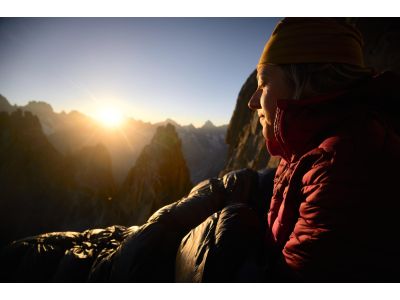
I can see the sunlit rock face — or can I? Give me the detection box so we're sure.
[117,124,192,225]
[146,119,228,185]
[220,18,400,177]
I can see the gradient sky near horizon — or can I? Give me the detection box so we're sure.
[0,17,280,127]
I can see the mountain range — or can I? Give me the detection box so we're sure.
[0,95,227,185]
[0,107,192,247]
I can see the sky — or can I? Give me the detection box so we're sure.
[0,17,280,127]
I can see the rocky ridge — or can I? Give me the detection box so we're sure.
[116,124,192,225]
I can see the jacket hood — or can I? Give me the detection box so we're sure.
[268,71,400,161]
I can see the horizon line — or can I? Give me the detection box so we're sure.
[0,94,230,129]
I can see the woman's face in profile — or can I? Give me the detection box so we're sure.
[248,64,294,141]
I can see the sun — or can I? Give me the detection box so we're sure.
[95,107,124,128]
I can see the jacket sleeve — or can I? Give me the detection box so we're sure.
[279,148,371,281]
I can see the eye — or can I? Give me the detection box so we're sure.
[258,77,269,89]
[258,82,269,91]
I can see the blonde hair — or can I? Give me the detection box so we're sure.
[280,63,374,99]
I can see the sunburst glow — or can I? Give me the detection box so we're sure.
[95,107,124,128]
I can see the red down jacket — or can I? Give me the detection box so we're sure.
[267,71,400,282]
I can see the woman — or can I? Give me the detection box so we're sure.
[248,18,400,282]
[2,18,399,283]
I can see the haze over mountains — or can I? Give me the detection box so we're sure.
[0,95,228,185]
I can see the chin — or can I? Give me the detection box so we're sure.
[265,125,277,141]
[262,127,269,141]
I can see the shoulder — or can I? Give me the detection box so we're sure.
[300,112,395,187]
[322,112,387,155]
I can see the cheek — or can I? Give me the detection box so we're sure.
[261,121,275,141]
[261,90,278,119]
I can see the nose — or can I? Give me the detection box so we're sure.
[248,88,262,111]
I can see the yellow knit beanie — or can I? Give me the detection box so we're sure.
[258,18,365,67]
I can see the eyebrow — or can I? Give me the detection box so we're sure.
[257,66,269,84]
[257,72,268,87]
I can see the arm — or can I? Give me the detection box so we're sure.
[279,148,368,281]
